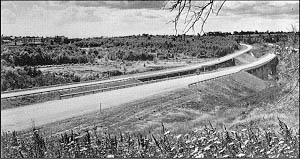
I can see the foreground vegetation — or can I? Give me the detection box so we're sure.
[1,120,298,158]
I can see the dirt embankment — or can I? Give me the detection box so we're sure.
[24,71,291,137]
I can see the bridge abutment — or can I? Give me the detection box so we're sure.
[246,56,278,80]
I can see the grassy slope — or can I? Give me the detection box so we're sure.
[18,71,286,137]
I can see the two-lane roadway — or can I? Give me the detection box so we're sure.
[1,51,277,131]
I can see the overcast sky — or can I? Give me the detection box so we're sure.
[1,1,299,38]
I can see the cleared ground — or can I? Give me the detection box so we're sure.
[38,60,189,77]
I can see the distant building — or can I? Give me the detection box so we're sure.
[54,36,68,44]
[22,37,43,45]
[1,36,13,44]
[1,39,12,44]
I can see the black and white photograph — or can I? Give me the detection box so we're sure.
[1,0,299,158]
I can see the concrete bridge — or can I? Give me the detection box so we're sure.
[188,53,278,87]
[245,55,278,80]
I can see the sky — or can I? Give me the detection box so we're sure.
[1,1,299,38]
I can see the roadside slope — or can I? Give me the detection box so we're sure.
[26,71,273,135]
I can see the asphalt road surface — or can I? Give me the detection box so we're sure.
[1,52,276,131]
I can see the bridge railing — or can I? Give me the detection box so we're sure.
[242,53,277,72]
[188,53,278,87]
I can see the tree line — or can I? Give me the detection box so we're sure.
[74,35,240,61]
[1,45,95,67]
[1,64,81,91]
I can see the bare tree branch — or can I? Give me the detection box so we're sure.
[168,0,226,35]
[216,0,226,15]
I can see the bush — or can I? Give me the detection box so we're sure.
[1,120,298,158]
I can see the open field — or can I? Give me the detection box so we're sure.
[38,60,190,78]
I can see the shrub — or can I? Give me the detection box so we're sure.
[1,120,298,158]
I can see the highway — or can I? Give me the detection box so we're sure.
[1,44,252,99]
[1,52,277,131]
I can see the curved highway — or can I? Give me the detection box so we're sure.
[1,44,252,99]
[1,51,277,131]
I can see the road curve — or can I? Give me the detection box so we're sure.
[1,44,252,99]
[1,52,276,131]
